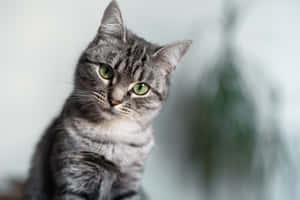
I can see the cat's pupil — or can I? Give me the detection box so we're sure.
[104,67,109,74]
[138,84,144,90]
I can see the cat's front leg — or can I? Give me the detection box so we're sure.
[118,194,149,200]
[113,188,149,200]
[51,151,118,200]
[53,193,86,200]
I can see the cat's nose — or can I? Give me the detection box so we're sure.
[109,99,122,106]
[109,85,126,106]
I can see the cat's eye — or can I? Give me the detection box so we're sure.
[132,83,150,96]
[99,64,114,80]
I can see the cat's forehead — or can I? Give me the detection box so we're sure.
[86,36,164,79]
[89,34,158,58]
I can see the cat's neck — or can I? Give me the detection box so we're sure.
[64,116,153,146]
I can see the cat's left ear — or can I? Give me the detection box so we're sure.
[152,40,192,75]
[98,0,126,42]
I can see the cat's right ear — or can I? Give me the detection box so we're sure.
[98,0,126,42]
[152,40,192,75]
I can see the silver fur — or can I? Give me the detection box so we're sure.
[22,1,191,200]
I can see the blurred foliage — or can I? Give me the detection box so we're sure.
[182,49,257,181]
[171,1,285,199]
[175,45,284,199]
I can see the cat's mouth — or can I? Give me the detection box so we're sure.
[97,102,131,120]
[91,91,132,118]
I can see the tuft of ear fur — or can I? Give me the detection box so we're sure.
[98,0,126,42]
[153,40,192,74]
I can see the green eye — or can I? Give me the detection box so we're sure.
[133,83,150,95]
[99,64,114,80]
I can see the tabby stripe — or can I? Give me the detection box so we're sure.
[118,59,127,72]
[132,65,141,77]
[141,54,148,64]
[152,89,164,101]
[140,47,147,62]
[134,67,143,80]
[114,59,123,70]
[121,58,129,72]
[138,69,145,81]
[131,42,138,55]
[130,63,139,75]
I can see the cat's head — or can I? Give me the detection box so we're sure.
[72,0,191,124]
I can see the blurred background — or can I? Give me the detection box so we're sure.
[0,0,299,199]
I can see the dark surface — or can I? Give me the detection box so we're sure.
[0,179,24,200]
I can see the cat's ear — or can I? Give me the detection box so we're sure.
[98,0,126,42]
[152,40,192,74]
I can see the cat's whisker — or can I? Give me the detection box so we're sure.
[71,90,107,104]
[97,98,106,104]
[118,111,130,116]
[98,90,105,95]
[120,108,130,113]
[92,91,106,99]
[90,93,107,105]
[123,103,132,109]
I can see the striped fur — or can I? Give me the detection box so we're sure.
[22,1,191,200]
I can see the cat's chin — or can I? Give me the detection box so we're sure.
[100,108,129,121]
[101,111,117,120]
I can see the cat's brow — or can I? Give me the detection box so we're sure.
[114,59,123,70]
[79,56,100,65]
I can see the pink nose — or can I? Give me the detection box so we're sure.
[109,99,121,106]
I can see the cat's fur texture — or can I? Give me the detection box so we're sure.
[22,1,191,200]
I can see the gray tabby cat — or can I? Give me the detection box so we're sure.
[22,1,191,200]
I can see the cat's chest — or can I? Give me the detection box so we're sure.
[90,141,153,168]
[65,118,154,168]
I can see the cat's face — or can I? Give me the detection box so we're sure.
[75,38,168,123]
[72,0,191,124]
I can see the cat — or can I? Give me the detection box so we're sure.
[21,1,191,200]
